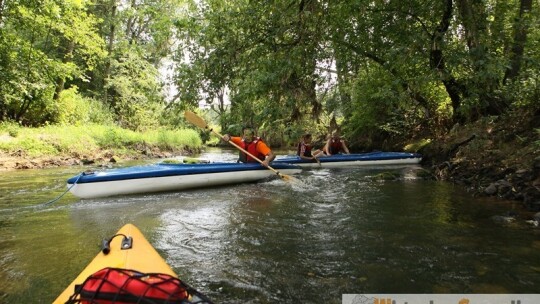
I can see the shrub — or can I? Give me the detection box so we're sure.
[0,124,202,158]
[57,87,114,126]
[0,121,21,137]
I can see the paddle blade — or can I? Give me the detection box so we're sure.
[184,111,208,129]
[277,172,301,183]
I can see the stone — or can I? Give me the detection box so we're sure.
[484,183,497,195]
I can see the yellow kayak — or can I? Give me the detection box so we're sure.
[54,223,212,303]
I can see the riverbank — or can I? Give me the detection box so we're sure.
[0,124,202,170]
[0,147,188,170]
[420,108,540,212]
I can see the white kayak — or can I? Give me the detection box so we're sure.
[67,162,302,199]
[273,151,422,168]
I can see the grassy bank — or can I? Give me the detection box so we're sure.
[0,123,202,166]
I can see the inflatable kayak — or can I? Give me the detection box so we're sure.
[67,162,302,199]
[54,223,212,304]
[273,151,422,168]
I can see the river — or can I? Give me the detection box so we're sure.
[0,149,539,303]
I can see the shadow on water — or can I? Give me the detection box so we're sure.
[1,150,539,303]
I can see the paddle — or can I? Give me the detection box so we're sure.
[184,111,297,182]
[314,156,322,167]
[311,148,322,167]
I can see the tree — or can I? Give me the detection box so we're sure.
[324,0,539,141]
[504,0,533,84]
[173,0,330,142]
[75,0,181,129]
[0,0,105,125]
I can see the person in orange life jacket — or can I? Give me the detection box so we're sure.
[323,130,350,155]
[297,133,324,161]
[222,126,275,167]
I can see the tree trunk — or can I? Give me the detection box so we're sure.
[308,78,320,121]
[329,115,338,135]
[457,0,483,51]
[125,0,137,45]
[214,90,227,132]
[335,55,352,118]
[53,40,75,101]
[104,1,117,105]
[430,0,466,123]
[504,0,533,84]
[16,94,32,123]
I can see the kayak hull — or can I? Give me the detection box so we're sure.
[274,151,422,168]
[53,224,176,304]
[67,163,302,199]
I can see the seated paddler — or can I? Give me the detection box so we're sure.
[298,133,324,161]
[222,126,276,167]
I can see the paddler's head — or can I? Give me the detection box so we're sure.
[303,133,312,143]
[242,126,255,143]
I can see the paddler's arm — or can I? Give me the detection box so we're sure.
[299,150,316,161]
[262,150,275,167]
[222,134,243,145]
[341,139,350,154]
[257,141,275,167]
[323,139,332,155]
[298,144,311,161]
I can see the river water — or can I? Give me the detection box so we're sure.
[0,149,539,303]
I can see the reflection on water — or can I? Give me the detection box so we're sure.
[0,149,539,303]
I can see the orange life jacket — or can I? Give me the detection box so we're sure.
[239,137,265,163]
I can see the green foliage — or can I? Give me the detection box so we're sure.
[1,0,539,151]
[404,139,432,153]
[107,51,165,131]
[0,124,201,157]
[94,127,138,149]
[0,0,105,126]
[56,87,114,126]
[0,125,95,157]
[338,67,426,148]
[502,69,540,108]
[87,100,116,126]
[12,137,59,157]
[148,129,203,150]
[174,0,327,139]
[56,87,90,125]
[0,121,21,138]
